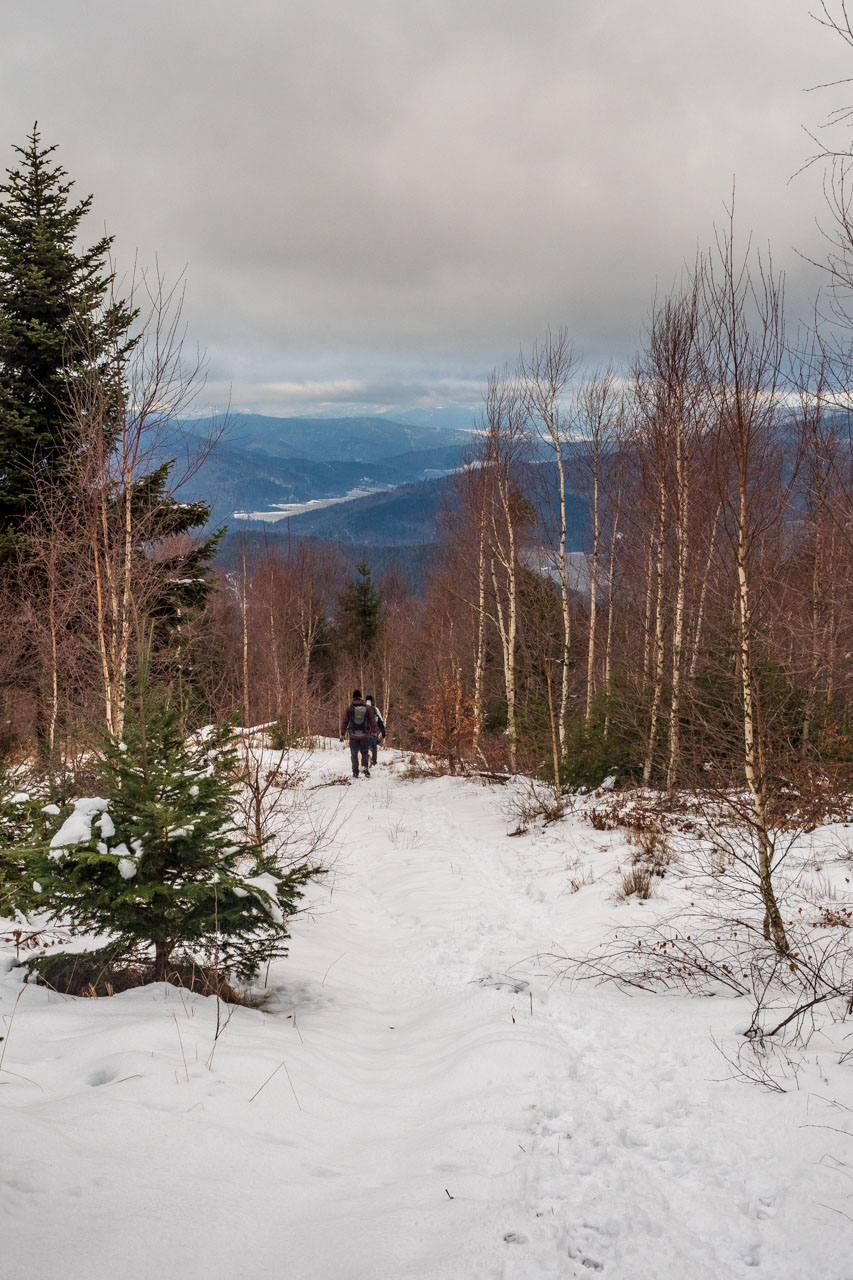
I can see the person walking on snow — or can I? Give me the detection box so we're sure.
[340,688,378,778]
[365,694,386,767]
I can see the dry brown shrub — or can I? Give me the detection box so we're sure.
[628,825,675,876]
[620,864,654,899]
[812,905,853,929]
[408,671,477,774]
[29,947,257,1004]
[506,777,568,835]
[401,753,449,780]
[769,770,853,830]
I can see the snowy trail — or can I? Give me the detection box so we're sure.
[2,750,853,1279]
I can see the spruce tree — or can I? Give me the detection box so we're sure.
[0,125,134,538]
[336,559,384,663]
[105,458,223,707]
[15,660,315,983]
[0,775,47,918]
[0,129,219,739]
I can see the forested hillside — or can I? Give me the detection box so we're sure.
[1,129,853,827]
[5,4,853,1276]
[153,419,469,527]
[188,412,470,462]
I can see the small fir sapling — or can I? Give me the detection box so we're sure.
[15,670,316,984]
[0,776,52,916]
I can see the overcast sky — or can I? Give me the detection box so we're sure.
[2,0,850,417]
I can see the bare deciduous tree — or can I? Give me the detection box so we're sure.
[520,328,579,755]
[701,222,792,954]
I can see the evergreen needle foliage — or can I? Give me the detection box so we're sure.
[0,776,46,916]
[0,124,135,539]
[15,671,316,984]
[336,559,384,661]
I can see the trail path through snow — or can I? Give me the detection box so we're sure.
[2,749,853,1278]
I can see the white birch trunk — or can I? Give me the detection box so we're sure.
[584,470,600,722]
[642,485,667,786]
[666,414,689,793]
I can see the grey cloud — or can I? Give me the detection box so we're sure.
[1,0,847,413]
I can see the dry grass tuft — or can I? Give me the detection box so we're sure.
[29,947,257,1004]
[628,825,675,876]
[620,864,655,900]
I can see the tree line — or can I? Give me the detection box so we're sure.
[4,1,853,983]
[1,126,853,812]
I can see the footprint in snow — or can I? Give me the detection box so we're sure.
[475,974,529,994]
[87,1068,116,1087]
[567,1253,603,1272]
[6,1175,39,1195]
[745,1187,777,1221]
[568,1237,606,1272]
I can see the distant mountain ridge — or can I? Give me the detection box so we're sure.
[167,413,592,554]
[168,413,472,525]
[184,413,471,464]
[192,415,598,596]
[280,475,457,546]
[274,460,591,549]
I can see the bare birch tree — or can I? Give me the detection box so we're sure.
[641,281,704,793]
[481,370,530,771]
[520,328,579,755]
[62,267,217,738]
[701,224,792,954]
[577,368,620,725]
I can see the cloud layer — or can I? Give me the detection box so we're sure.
[1,0,847,412]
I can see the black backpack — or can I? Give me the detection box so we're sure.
[349,703,369,734]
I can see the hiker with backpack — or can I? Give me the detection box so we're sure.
[365,694,386,767]
[340,688,379,779]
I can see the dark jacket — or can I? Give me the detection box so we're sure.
[341,699,378,738]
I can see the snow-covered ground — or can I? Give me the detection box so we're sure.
[2,747,853,1279]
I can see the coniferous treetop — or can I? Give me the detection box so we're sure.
[0,125,136,530]
[336,558,384,659]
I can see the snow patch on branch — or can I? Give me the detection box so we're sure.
[97,812,116,839]
[49,797,110,855]
[242,871,283,922]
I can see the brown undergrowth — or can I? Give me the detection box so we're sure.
[28,946,256,1004]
